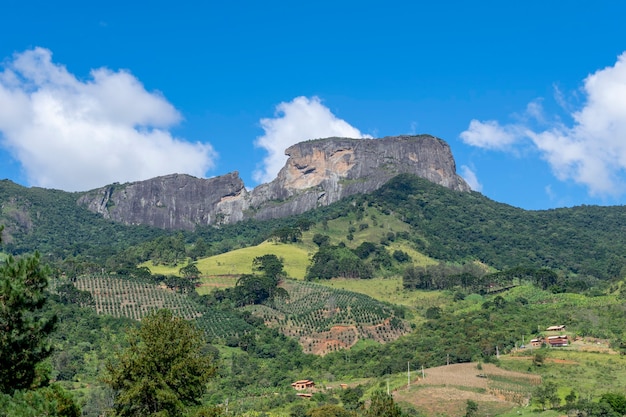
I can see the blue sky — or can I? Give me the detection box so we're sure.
[1,1,625,210]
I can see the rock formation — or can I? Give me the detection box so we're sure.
[77,135,471,230]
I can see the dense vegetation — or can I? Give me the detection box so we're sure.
[372,174,626,279]
[6,173,626,281]
[6,175,626,416]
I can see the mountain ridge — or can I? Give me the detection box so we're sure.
[77,134,470,230]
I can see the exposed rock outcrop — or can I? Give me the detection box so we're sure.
[77,172,248,230]
[77,135,471,230]
[247,135,470,221]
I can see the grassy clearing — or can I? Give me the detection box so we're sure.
[500,344,626,400]
[141,206,437,285]
[301,206,413,249]
[196,276,239,295]
[318,278,451,310]
[142,241,312,279]
[196,241,311,279]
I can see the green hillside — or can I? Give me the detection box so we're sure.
[143,240,312,279]
[370,174,626,279]
[8,174,626,416]
[0,179,168,260]
[5,173,626,282]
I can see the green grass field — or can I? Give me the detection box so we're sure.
[318,277,448,308]
[142,240,312,279]
[501,345,626,400]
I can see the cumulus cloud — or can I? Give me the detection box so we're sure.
[459,119,521,150]
[253,96,371,183]
[0,47,216,191]
[460,165,482,192]
[460,52,626,197]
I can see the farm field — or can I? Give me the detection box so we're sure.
[72,274,253,340]
[245,279,411,354]
[73,274,203,320]
[392,362,539,417]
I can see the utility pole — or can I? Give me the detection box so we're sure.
[421,365,425,379]
[447,353,450,366]
[407,361,410,389]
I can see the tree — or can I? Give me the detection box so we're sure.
[532,381,559,410]
[0,251,57,394]
[179,262,201,282]
[564,389,577,406]
[271,226,302,243]
[600,393,626,415]
[55,282,94,307]
[465,400,478,417]
[365,391,403,417]
[312,234,330,247]
[340,385,364,411]
[307,404,355,417]
[105,309,216,417]
[532,351,545,367]
[233,273,288,306]
[392,250,411,263]
[253,254,285,280]
[0,383,81,417]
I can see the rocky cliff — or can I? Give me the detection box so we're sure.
[77,135,471,230]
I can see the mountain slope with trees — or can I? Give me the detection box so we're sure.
[4,174,626,282]
[370,174,626,279]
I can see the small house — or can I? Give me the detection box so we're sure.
[292,380,315,391]
[530,338,543,348]
[546,325,566,332]
[547,335,568,347]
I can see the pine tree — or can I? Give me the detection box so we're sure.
[0,245,57,394]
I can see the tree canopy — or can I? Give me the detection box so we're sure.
[105,309,216,417]
[0,251,57,394]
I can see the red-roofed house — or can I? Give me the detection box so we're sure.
[292,380,315,391]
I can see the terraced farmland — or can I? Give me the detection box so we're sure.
[248,280,411,354]
[73,274,252,340]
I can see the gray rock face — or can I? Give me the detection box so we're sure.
[77,172,247,230]
[77,135,471,230]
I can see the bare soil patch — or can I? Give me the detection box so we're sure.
[393,363,539,417]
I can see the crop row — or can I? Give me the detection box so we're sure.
[74,275,202,320]
[252,280,411,351]
[73,274,252,341]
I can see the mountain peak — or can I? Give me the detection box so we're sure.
[78,135,470,230]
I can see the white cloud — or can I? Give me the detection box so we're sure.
[459,119,520,150]
[460,51,626,197]
[253,96,371,184]
[459,165,482,192]
[0,47,216,191]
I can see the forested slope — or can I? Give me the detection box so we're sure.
[370,174,626,279]
[4,174,626,280]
